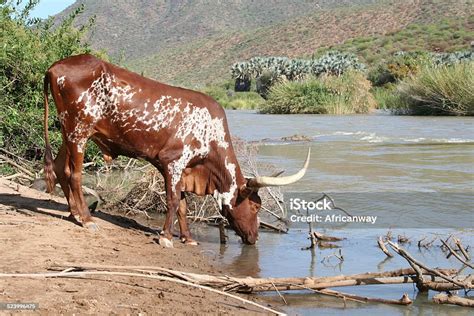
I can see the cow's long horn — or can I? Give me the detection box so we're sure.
[247,148,311,188]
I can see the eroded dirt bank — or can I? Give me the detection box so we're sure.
[0,178,270,314]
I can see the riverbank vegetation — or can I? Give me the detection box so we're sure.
[224,18,474,115]
[218,14,474,115]
[201,81,263,110]
[260,72,375,114]
[223,50,472,115]
[0,1,105,173]
[391,62,474,115]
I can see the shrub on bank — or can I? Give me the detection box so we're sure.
[260,71,376,114]
[202,84,264,110]
[392,62,474,115]
[0,1,105,163]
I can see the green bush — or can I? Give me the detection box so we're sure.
[201,84,263,110]
[393,62,474,115]
[368,51,431,86]
[260,71,376,114]
[0,0,105,163]
[371,85,399,110]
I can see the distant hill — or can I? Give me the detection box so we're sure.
[58,0,473,87]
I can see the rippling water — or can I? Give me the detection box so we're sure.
[194,110,474,315]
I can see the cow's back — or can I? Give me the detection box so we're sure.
[47,54,232,176]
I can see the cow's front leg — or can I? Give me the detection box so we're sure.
[177,195,198,246]
[159,174,181,248]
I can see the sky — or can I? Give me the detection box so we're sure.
[29,0,76,18]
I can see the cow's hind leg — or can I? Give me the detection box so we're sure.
[53,143,81,221]
[67,142,98,231]
[177,196,198,245]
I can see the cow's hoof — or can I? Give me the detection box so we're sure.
[181,238,199,246]
[84,221,100,232]
[159,236,174,248]
[68,214,81,223]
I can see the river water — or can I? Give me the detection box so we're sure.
[190,110,474,315]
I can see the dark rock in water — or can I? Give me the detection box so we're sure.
[281,134,312,142]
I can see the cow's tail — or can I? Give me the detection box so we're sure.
[43,72,56,193]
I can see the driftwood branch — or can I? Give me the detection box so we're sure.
[0,154,35,177]
[44,263,465,293]
[319,289,412,305]
[378,236,393,258]
[313,231,344,242]
[454,238,471,261]
[260,220,288,233]
[433,293,474,307]
[453,238,471,261]
[387,241,472,290]
[440,239,474,269]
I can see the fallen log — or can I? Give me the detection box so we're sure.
[260,220,288,233]
[433,293,474,307]
[318,289,412,306]
[3,264,470,310]
[313,231,344,242]
[46,264,465,293]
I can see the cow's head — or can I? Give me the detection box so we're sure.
[225,149,311,245]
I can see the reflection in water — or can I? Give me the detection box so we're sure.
[228,245,260,277]
[218,242,261,277]
[376,256,393,271]
[308,247,316,277]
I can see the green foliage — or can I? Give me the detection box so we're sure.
[0,0,104,162]
[231,52,365,98]
[369,50,473,86]
[393,62,474,116]
[431,50,473,66]
[371,85,398,110]
[260,71,376,114]
[201,84,263,110]
[311,51,365,76]
[368,51,431,86]
[231,52,365,82]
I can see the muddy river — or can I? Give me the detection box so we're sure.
[194,110,474,315]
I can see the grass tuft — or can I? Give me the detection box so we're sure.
[393,62,474,115]
[260,71,376,114]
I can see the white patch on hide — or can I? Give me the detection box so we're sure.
[64,70,234,203]
[68,72,136,147]
[213,158,237,209]
[57,76,66,88]
[166,104,229,192]
[58,110,68,126]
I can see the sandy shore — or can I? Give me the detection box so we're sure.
[0,178,271,314]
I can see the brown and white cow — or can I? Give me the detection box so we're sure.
[43,54,310,247]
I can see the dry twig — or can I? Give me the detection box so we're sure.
[439,239,474,269]
[378,236,393,258]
